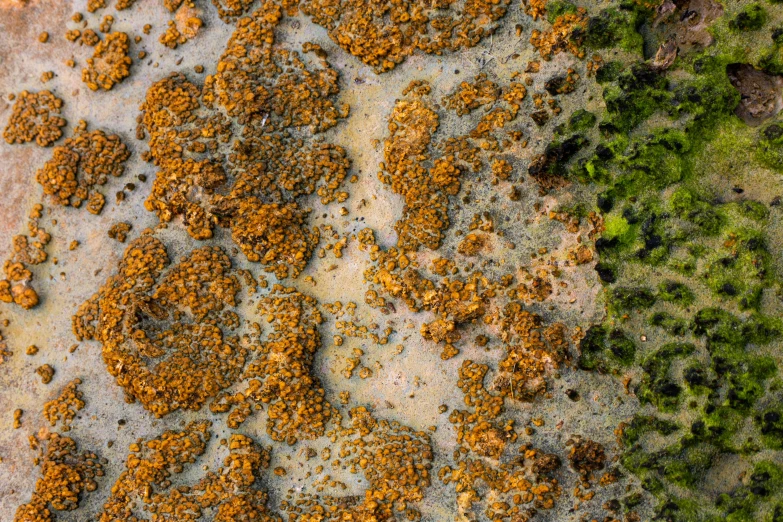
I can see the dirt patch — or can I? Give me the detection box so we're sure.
[728,63,783,126]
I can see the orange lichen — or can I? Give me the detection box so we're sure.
[87,0,106,13]
[0,205,50,310]
[3,91,66,146]
[82,32,132,91]
[378,76,526,253]
[107,222,132,243]
[299,0,511,73]
[212,286,334,443]
[36,121,129,209]
[43,379,85,432]
[439,360,562,518]
[159,3,202,49]
[496,302,569,401]
[524,0,548,20]
[140,4,349,278]
[100,422,278,521]
[82,29,100,47]
[73,235,248,417]
[0,325,10,364]
[530,11,588,60]
[14,433,104,522]
[36,364,55,384]
[283,407,433,520]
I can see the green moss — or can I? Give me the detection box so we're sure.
[578,325,637,370]
[610,286,656,313]
[670,187,725,235]
[570,13,783,518]
[664,461,696,488]
[760,29,783,74]
[616,129,692,194]
[757,407,783,449]
[673,56,741,130]
[692,308,752,347]
[545,0,577,23]
[607,328,637,364]
[655,496,704,522]
[658,280,695,307]
[637,343,696,412]
[584,7,644,53]
[722,355,777,411]
[727,200,769,222]
[669,255,698,276]
[757,124,783,171]
[621,414,679,446]
[568,109,597,133]
[716,462,783,521]
[703,228,771,311]
[729,4,768,32]
[601,63,669,134]
[603,214,633,243]
[683,361,715,393]
[650,311,688,336]
[596,60,624,83]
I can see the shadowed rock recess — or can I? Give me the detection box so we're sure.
[2,0,783,521]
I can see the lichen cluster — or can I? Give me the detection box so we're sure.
[14,433,104,522]
[211,286,335,442]
[283,407,434,520]
[82,32,133,91]
[378,76,528,251]
[440,360,566,520]
[0,205,50,310]
[3,91,66,147]
[100,422,280,521]
[297,0,511,73]
[36,120,129,210]
[72,235,249,417]
[140,2,349,279]
[43,379,85,432]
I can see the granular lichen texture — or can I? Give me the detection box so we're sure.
[73,235,248,417]
[36,121,130,208]
[140,2,350,278]
[82,32,132,91]
[3,90,66,147]
[3,0,783,521]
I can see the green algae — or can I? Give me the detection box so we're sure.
[729,4,769,32]
[569,2,783,518]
